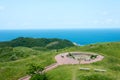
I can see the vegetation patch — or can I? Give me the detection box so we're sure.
[0,41,120,80]
[78,74,113,80]
[27,63,48,80]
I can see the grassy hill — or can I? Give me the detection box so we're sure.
[0,37,74,49]
[0,42,120,80]
[0,37,74,62]
[47,42,120,80]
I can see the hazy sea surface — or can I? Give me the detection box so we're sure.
[0,29,120,45]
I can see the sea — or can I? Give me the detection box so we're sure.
[0,29,120,45]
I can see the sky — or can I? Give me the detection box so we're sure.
[0,0,120,29]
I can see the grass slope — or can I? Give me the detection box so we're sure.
[47,42,120,80]
[0,42,120,80]
[0,48,58,80]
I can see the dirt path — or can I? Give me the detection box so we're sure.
[18,63,59,80]
[44,63,59,72]
[19,52,104,80]
[18,76,31,80]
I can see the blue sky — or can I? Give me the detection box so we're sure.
[0,0,120,29]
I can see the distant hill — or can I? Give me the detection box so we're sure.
[0,37,75,49]
[0,37,75,62]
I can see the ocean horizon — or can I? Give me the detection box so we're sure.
[0,29,120,45]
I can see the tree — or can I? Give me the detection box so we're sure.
[27,63,47,80]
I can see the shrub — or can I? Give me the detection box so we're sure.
[27,64,44,75]
[90,55,97,59]
[27,63,48,80]
[30,74,47,80]
[9,54,18,61]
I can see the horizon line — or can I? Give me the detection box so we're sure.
[0,28,120,30]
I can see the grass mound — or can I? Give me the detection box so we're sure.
[0,47,39,62]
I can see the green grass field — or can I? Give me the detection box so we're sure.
[0,42,120,80]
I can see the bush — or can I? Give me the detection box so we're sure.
[27,64,44,75]
[90,55,97,59]
[27,63,48,80]
[9,54,18,61]
[30,74,47,80]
